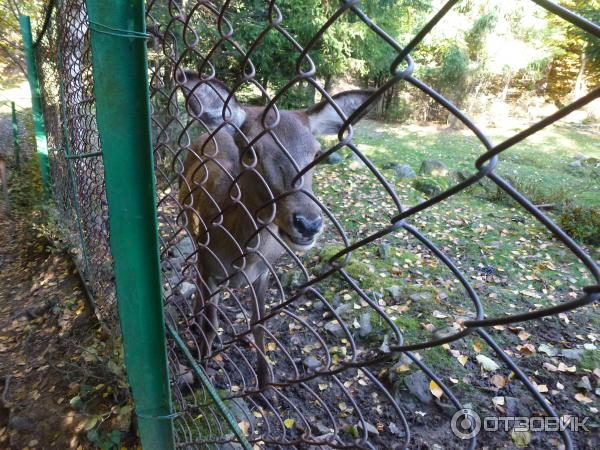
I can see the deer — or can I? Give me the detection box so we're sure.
[176,70,375,395]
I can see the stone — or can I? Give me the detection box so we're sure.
[312,299,326,311]
[8,415,36,433]
[451,169,471,182]
[280,270,303,289]
[219,444,244,450]
[303,355,322,370]
[324,321,346,338]
[175,237,195,257]
[577,376,592,392]
[357,421,379,436]
[560,348,584,360]
[386,286,402,302]
[433,326,457,340]
[331,294,342,307]
[378,243,391,259]
[405,371,434,404]
[165,304,180,327]
[334,303,352,317]
[413,178,442,197]
[178,281,196,299]
[358,312,372,338]
[504,397,530,417]
[326,152,343,165]
[574,153,586,160]
[176,363,195,388]
[394,164,417,179]
[569,160,583,169]
[419,159,448,177]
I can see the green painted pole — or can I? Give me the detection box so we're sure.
[84,1,175,449]
[11,102,21,170]
[19,16,50,194]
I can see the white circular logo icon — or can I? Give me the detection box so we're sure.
[451,408,481,440]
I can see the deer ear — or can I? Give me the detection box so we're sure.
[176,70,246,131]
[305,89,376,136]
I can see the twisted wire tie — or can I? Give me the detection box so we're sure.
[88,20,150,40]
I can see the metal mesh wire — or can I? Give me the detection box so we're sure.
[35,0,117,328]
[146,1,599,449]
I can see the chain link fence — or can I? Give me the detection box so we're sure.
[34,0,117,327]
[27,0,600,448]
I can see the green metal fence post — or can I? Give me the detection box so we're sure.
[84,1,175,449]
[11,102,21,170]
[19,16,50,194]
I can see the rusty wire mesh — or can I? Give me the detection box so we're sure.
[146,0,600,449]
[34,0,116,327]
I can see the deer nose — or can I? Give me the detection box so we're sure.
[293,213,322,238]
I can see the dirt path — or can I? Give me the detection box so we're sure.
[0,213,135,449]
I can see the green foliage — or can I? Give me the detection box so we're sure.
[580,349,600,370]
[559,204,600,246]
[7,153,43,212]
[465,11,498,60]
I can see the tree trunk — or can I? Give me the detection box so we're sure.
[324,75,334,93]
[572,48,587,100]
[500,70,513,103]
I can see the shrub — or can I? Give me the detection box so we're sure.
[559,205,600,246]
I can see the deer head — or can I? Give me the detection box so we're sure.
[177,70,376,251]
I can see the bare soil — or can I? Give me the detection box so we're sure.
[0,213,136,449]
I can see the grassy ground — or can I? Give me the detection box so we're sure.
[299,119,600,446]
[350,120,600,207]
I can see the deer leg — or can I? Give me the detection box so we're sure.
[250,272,272,392]
[195,279,219,367]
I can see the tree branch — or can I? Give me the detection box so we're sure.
[0,44,26,77]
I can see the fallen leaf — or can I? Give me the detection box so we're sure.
[457,355,469,366]
[511,428,531,448]
[518,331,531,341]
[492,396,505,406]
[516,344,536,355]
[284,418,295,429]
[574,393,593,404]
[432,310,448,319]
[395,363,411,373]
[238,420,250,435]
[538,344,558,356]
[490,374,507,389]
[429,380,443,399]
[558,362,576,373]
[476,355,500,371]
